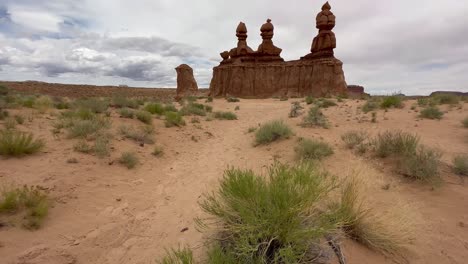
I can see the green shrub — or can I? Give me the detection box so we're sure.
[159,246,194,264]
[54,101,70,110]
[453,155,468,176]
[164,104,178,113]
[316,98,337,108]
[0,130,44,156]
[112,96,139,109]
[136,110,153,124]
[198,163,339,263]
[420,106,443,120]
[0,185,49,229]
[73,98,109,113]
[373,131,419,158]
[226,97,240,103]
[380,96,403,109]
[399,146,442,185]
[289,102,303,118]
[20,96,36,108]
[119,125,154,144]
[73,140,93,154]
[119,152,138,169]
[417,98,433,107]
[152,146,164,157]
[301,106,329,128]
[247,127,257,133]
[144,102,165,115]
[214,111,237,120]
[94,134,111,158]
[67,117,110,139]
[305,96,315,105]
[254,120,293,145]
[118,108,135,118]
[14,115,25,125]
[341,131,368,149]
[461,117,468,128]
[180,103,207,116]
[432,94,460,105]
[295,138,334,160]
[33,96,53,113]
[362,100,379,113]
[165,112,186,127]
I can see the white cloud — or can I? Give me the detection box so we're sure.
[8,6,62,32]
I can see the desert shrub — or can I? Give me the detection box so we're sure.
[73,98,109,113]
[417,98,433,107]
[94,134,111,158]
[0,130,44,156]
[66,117,111,139]
[20,95,37,108]
[362,100,379,113]
[164,104,178,113]
[289,102,303,118]
[432,93,460,105]
[144,102,165,115]
[316,98,337,108]
[295,138,334,160]
[334,178,415,255]
[73,140,93,153]
[380,96,403,109]
[14,115,25,125]
[75,108,95,120]
[152,146,164,157]
[247,126,257,133]
[159,246,194,264]
[198,163,339,263]
[4,117,16,130]
[165,112,186,127]
[112,96,139,109]
[118,108,135,119]
[214,111,237,120]
[226,97,240,103]
[0,85,8,96]
[461,117,468,128]
[373,131,419,158]
[399,146,442,185]
[136,110,153,124]
[119,152,138,169]
[254,120,293,145]
[184,96,197,103]
[341,131,368,149]
[419,106,443,120]
[54,101,70,110]
[453,155,468,176]
[32,96,53,113]
[305,96,315,105]
[206,97,213,103]
[180,103,208,116]
[119,125,155,144]
[0,185,49,229]
[301,106,329,128]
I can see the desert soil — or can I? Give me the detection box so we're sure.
[1,98,467,264]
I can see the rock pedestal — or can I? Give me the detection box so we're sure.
[209,2,347,98]
[175,64,198,99]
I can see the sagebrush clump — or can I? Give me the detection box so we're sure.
[165,112,186,127]
[420,106,443,120]
[453,155,468,176]
[342,131,368,149]
[214,111,237,120]
[254,120,293,145]
[0,130,44,156]
[119,152,139,169]
[301,106,329,128]
[295,138,334,160]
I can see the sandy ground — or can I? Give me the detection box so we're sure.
[0,98,467,264]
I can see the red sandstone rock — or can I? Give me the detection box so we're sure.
[303,1,337,59]
[257,19,282,57]
[175,64,198,99]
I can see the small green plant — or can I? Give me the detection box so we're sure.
[289,102,303,118]
[73,140,93,153]
[226,97,240,103]
[33,96,53,113]
[301,106,329,128]
[119,125,155,144]
[316,98,337,108]
[341,131,368,149]
[158,246,194,264]
[305,95,315,105]
[66,117,111,139]
[380,96,403,109]
[420,106,443,120]
[0,185,49,230]
[254,120,293,145]
[118,108,135,119]
[180,103,208,116]
[214,111,237,120]
[14,115,25,125]
[399,146,442,185]
[0,130,44,156]
[461,117,468,128]
[112,96,139,109]
[152,146,164,157]
[144,102,165,115]
[119,152,138,169]
[247,126,257,133]
[136,111,153,124]
[373,131,419,158]
[164,104,178,113]
[73,98,109,113]
[362,100,379,113]
[94,134,111,158]
[165,112,186,127]
[295,138,334,160]
[453,155,468,176]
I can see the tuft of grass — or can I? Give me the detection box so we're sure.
[419,106,443,120]
[33,96,53,113]
[254,120,293,145]
[295,138,334,160]
[0,185,49,230]
[289,102,303,118]
[94,134,111,158]
[316,98,337,108]
[152,146,164,157]
[453,155,468,176]
[165,112,186,127]
[0,130,44,156]
[119,125,155,144]
[226,97,240,103]
[118,108,135,119]
[144,102,165,115]
[158,246,194,264]
[164,104,178,113]
[334,177,415,255]
[73,98,109,113]
[73,140,93,154]
[362,100,379,113]
[214,111,237,120]
[14,115,25,125]
[197,162,339,263]
[136,110,153,124]
[380,96,403,109]
[112,96,139,109]
[432,93,460,105]
[247,126,257,133]
[301,106,329,128]
[305,95,314,105]
[119,152,138,169]
[372,131,419,158]
[461,117,468,128]
[66,117,111,139]
[180,103,208,116]
[341,131,368,149]
[399,146,442,186]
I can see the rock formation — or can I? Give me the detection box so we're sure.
[175,64,198,99]
[209,2,347,98]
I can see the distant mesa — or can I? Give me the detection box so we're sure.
[175,64,198,99]
[430,91,468,97]
[209,2,348,98]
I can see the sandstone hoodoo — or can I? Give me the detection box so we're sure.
[175,64,198,99]
[209,2,347,98]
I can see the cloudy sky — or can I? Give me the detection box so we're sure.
[0,0,467,95]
